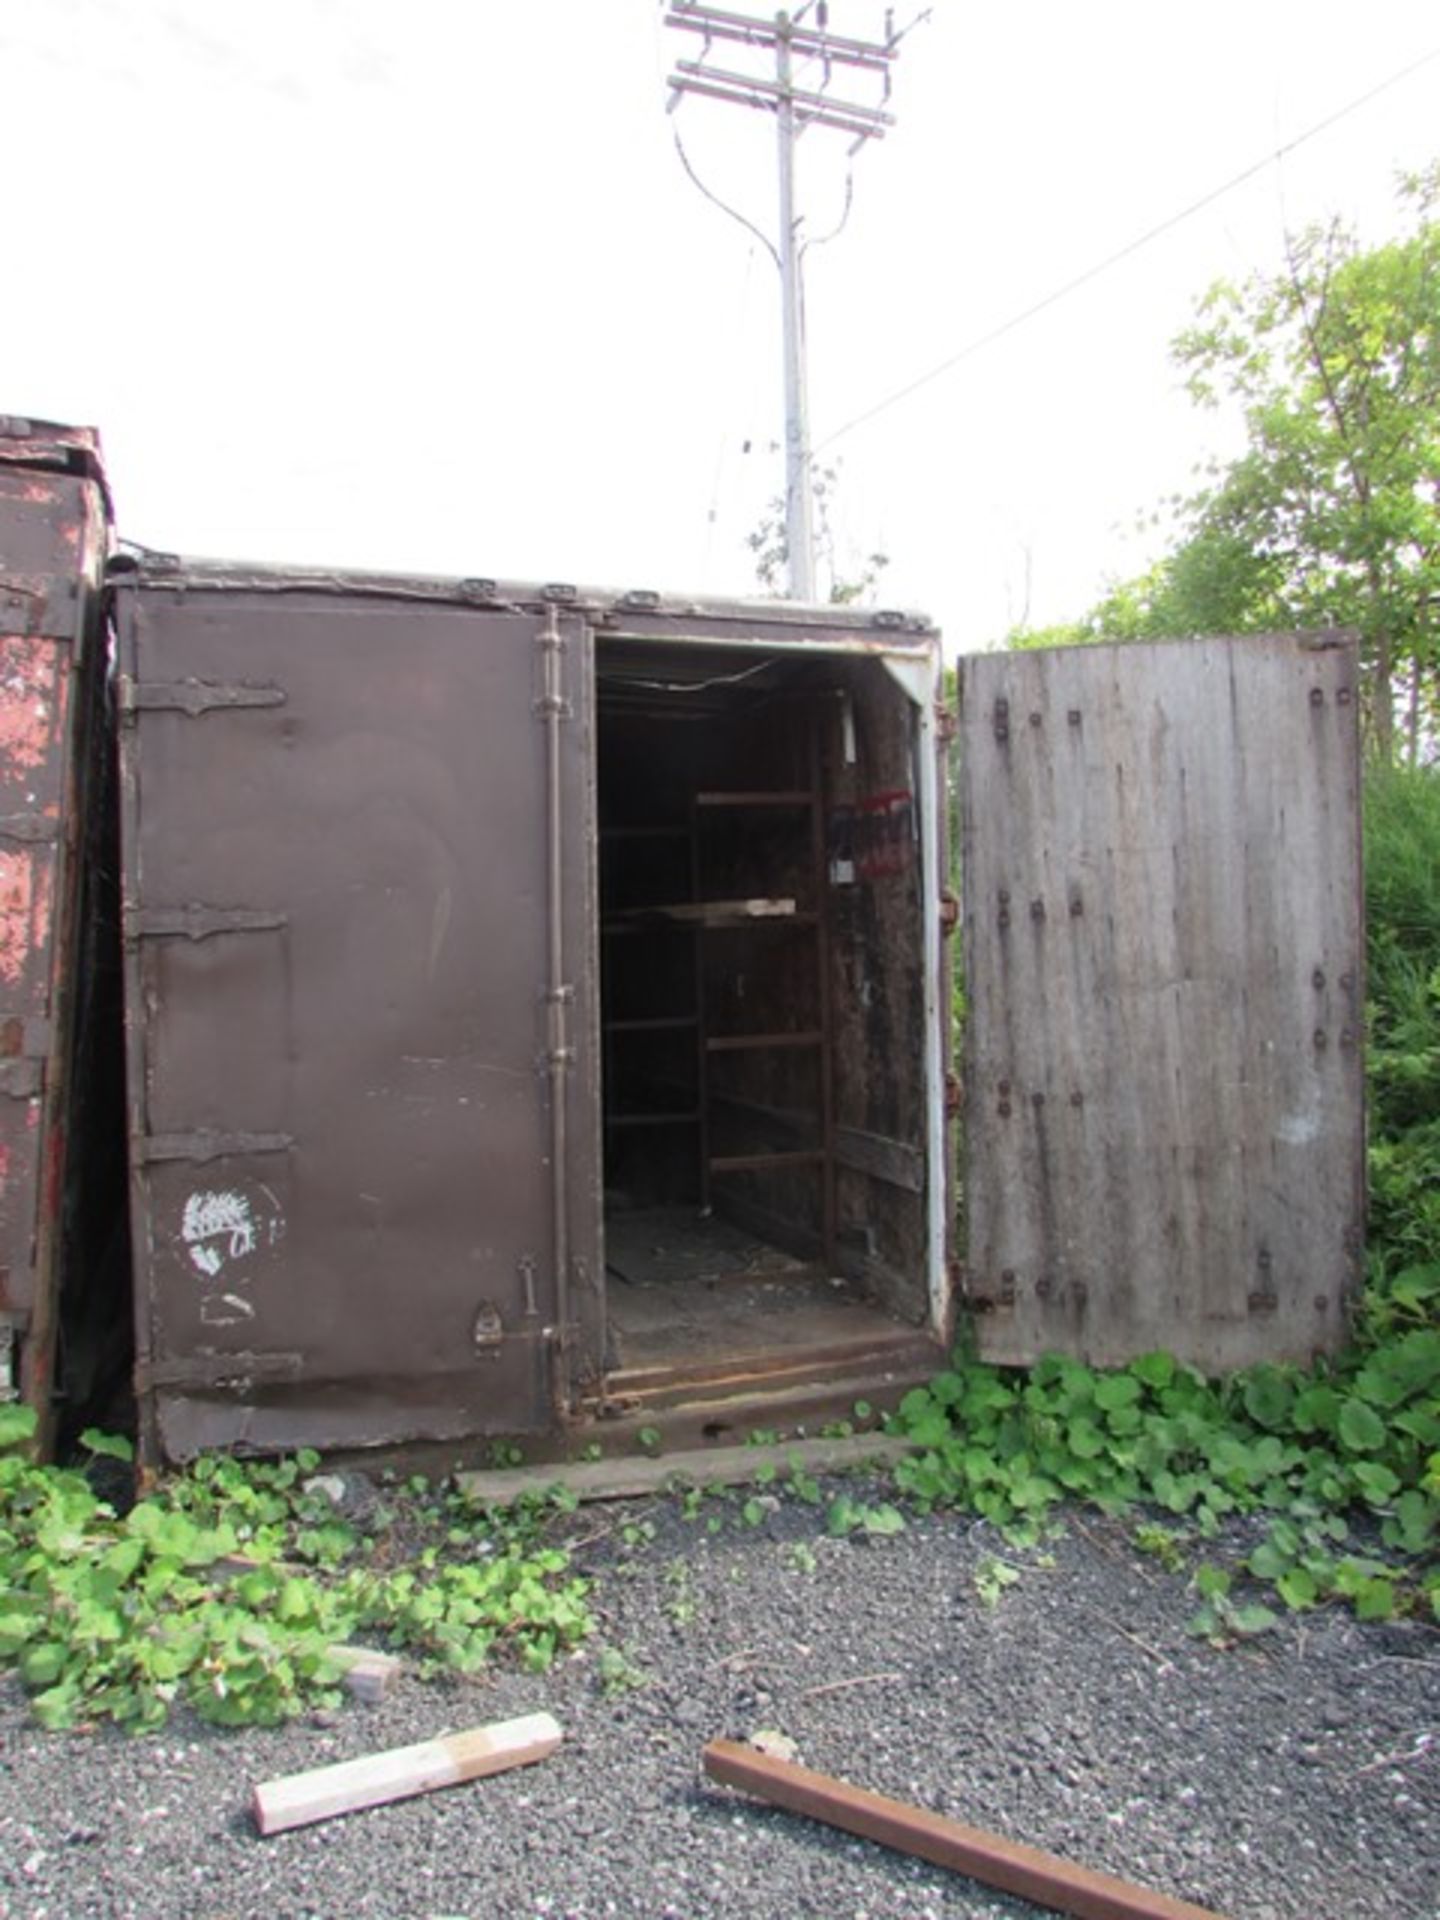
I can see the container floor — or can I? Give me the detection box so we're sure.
[602,1206,920,1380]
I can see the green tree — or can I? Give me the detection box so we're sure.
[1012,167,1440,761]
[749,459,890,605]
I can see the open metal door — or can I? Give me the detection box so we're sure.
[959,633,1364,1373]
[115,573,600,1462]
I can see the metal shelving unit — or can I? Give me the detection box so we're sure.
[600,721,836,1269]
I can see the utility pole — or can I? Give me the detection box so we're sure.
[774,16,816,600]
[665,4,902,601]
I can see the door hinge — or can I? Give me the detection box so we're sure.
[0,1016,50,1100]
[118,676,286,720]
[0,811,59,846]
[127,903,288,945]
[938,891,959,936]
[0,574,78,642]
[0,1015,49,1057]
[141,1129,293,1165]
[967,1267,1018,1312]
[945,1072,962,1118]
[135,1350,303,1392]
[0,1058,44,1100]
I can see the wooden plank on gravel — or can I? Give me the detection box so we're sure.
[455,1431,910,1507]
[253,1712,563,1835]
[702,1740,1232,1920]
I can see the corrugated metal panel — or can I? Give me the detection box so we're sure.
[0,420,109,1439]
[115,581,599,1461]
[960,633,1364,1372]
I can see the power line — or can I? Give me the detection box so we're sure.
[671,126,779,267]
[816,43,1440,454]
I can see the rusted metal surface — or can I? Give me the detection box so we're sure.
[115,578,600,1462]
[703,1738,1231,1920]
[0,419,109,1441]
[112,550,938,647]
[961,634,1364,1372]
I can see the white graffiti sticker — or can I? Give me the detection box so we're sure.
[181,1189,258,1278]
[174,1181,284,1329]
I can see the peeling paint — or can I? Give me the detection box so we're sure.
[0,633,58,775]
[0,850,55,988]
[0,851,37,986]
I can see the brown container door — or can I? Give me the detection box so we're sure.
[0,423,109,1445]
[115,585,599,1462]
[959,633,1364,1373]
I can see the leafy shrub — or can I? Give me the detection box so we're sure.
[0,1410,590,1732]
[1364,762,1440,1299]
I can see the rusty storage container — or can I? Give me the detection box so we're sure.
[112,563,953,1463]
[109,548,1364,1467]
[0,418,115,1446]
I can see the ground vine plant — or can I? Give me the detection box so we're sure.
[0,1415,591,1733]
[888,1333,1440,1636]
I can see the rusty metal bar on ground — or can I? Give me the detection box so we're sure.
[701,1739,1232,1920]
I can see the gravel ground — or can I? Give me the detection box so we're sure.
[0,1484,1436,1920]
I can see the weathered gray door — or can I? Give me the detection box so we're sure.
[960,634,1363,1372]
[115,579,599,1462]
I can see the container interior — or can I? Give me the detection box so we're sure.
[594,636,941,1403]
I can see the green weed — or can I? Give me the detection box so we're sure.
[973,1553,1022,1608]
[0,1413,591,1731]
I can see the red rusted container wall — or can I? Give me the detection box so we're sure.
[0,418,110,1444]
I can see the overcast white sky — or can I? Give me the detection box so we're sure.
[5,1,1438,652]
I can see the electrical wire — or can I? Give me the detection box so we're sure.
[597,658,777,694]
[802,165,855,253]
[671,125,779,267]
[815,42,1440,454]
